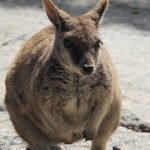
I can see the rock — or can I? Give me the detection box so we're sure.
[0,105,6,112]
[112,146,121,150]
[131,7,140,15]
[109,127,150,150]
[121,109,150,133]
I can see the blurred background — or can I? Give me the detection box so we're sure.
[0,0,150,150]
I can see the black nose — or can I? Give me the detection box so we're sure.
[82,64,94,74]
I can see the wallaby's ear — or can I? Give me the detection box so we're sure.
[43,0,71,29]
[43,0,62,28]
[82,0,108,25]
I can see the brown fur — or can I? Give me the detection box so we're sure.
[5,0,121,150]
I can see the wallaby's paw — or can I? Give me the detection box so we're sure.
[63,138,74,144]
[59,136,73,144]
[83,127,97,141]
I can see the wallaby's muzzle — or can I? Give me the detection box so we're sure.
[82,64,94,75]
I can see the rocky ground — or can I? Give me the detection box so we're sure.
[0,0,150,150]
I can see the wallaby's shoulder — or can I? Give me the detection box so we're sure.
[8,25,55,72]
[5,25,55,86]
[17,25,55,62]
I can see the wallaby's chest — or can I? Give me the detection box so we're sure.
[39,75,95,121]
[52,79,93,104]
[66,90,93,123]
[60,84,94,121]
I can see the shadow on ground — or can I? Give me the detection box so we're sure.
[0,0,150,31]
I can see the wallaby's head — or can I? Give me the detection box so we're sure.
[43,0,108,76]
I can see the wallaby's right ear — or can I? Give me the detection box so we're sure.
[43,0,61,28]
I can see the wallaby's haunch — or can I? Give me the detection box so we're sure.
[5,0,121,150]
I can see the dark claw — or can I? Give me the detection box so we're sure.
[83,131,86,138]
[85,139,88,142]
[83,130,90,141]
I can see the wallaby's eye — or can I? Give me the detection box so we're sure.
[94,40,100,49]
[63,39,74,48]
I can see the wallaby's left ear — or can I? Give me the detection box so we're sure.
[43,0,71,29]
[82,0,109,25]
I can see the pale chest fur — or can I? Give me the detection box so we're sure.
[39,75,95,122]
[62,80,95,122]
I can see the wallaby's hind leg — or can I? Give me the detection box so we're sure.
[91,99,121,150]
[13,114,50,150]
[7,109,50,150]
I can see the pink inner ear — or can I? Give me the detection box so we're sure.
[44,0,59,17]
[43,0,61,27]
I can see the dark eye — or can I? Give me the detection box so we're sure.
[63,39,74,48]
[94,40,101,49]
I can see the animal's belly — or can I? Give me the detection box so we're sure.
[56,98,90,143]
[62,97,90,123]
[40,91,92,143]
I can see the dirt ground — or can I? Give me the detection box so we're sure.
[0,0,150,150]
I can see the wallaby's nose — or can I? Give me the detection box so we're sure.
[82,64,94,75]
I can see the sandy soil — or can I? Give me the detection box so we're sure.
[0,0,150,150]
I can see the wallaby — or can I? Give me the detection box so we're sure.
[5,0,121,150]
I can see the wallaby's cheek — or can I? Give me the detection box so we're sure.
[59,49,72,67]
[56,48,81,74]
[94,50,101,66]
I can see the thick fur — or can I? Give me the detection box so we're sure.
[5,0,121,150]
